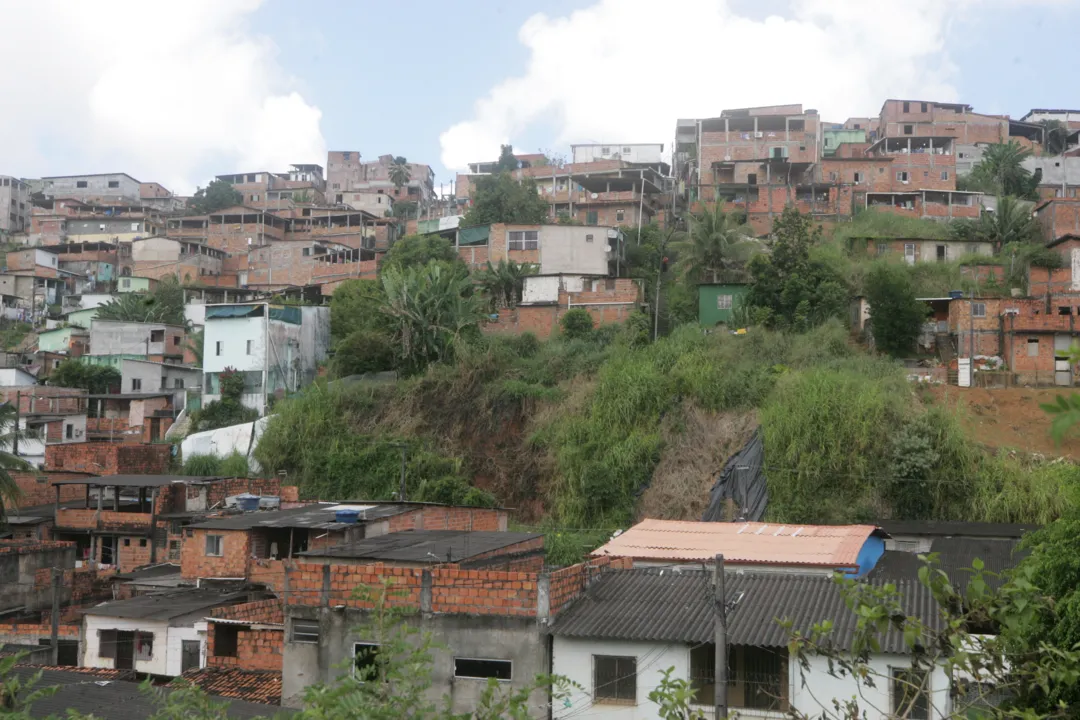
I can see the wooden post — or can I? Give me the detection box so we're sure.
[714,553,727,719]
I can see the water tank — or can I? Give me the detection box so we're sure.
[234,494,260,512]
[948,290,964,300]
[258,496,281,511]
[335,508,361,524]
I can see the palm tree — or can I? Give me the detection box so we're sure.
[1042,119,1070,155]
[970,196,1038,253]
[0,403,28,521]
[389,157,411,191]
[970,141,1039,198]
[676,203,759,283]
[475,260,538,311]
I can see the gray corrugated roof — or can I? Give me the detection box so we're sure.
[51,475,223,487]
[83,589,248,621]
[191,502,412,531]
[877,520,1037,539]
[110,563,182,581]
[550,568,942,652]
[12,667,289,718]
[869,537,1026,591]
[298,530,541,562]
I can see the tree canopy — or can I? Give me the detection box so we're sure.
[95,276,186,325]
[47,360,121,394]
[865,262,928,356]
[677,203,757,283]
[965,141,1041,199]
[949,195,1039,252]
[461,173,550,226]
[188,179,243,215]
[381,235,463,273]
[494,144,519,173]
[389,157,411,190]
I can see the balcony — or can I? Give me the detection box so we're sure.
[56,507,152,533]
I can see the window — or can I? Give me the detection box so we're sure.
[897,171,910,183]
[904,125,914,135]
[601,147,610,155]
[65,424,73,440]
[251,194,259,202]
[747,173,757,185]
[454,658,512,681]
[903,101,911,112]
[302,247,311,257]
[594,655,636,705]
[173,336,181,346]
[174,378,184,389]
[246,339,253,355]
[139,539,147,547]
[941,171,949,181]
[291,619,320,643]
[890,667,930,720]
[616,210,624,222]
[76,181,88,189]
[205,535,223,557]
[586,210,598,225]
[136,632,153,661]
[921,102,928,112]
[150,329,164,342]
[853,172,863,184]
[507,230,539,251]
[1028,338,1040,357]
[215,341,223,356]
[214,625,239,657]
[717,294,733,310]
[586,234,594,242]
[332,183,340,190]
[622,146,631,154]
[168,540,181,561]
[108,181,120,189]
[690,644,715,706]
[972,302,986,318]
[131,378,142,391]
[123,538,131,547]
[854,123,862,129]
[877,242,888,255]
[353,643,380,679]
[824,137,832,147]
[98,629,117,659]
[181,640,201,673]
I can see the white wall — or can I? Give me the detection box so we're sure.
[522,276,562,304]
[0,368,36,387]
[573,144,664,164]
[185,303,206,328]
[80,294,115,310]
[538,226,613,275]
[791,653,950,720]
[83,615,171,676]
[203,316,266,374]
[167,624,206,675]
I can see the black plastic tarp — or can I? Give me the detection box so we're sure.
[702,428,768,522]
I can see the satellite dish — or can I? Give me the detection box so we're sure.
[590,193,599,199]
[603,245,612,252]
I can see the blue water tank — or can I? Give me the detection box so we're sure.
[335,508,361,524]
[949,290,964,300]
[235,494,260,512]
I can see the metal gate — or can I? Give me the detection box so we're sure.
[1055,334,1074,386]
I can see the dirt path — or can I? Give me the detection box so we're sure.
[928,385,1080,460]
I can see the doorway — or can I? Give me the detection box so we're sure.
[100,536,117,566]
[115,631,135,670]
[181,640,201,673]
[1055,334,1074,386]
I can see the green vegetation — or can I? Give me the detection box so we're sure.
[181,452,250,477]
[0,322,31,351]
[382,234,462,273]
[46,360,120,394]
[0,404,28,520]
[559,308,595,340]
[674,203,757,283]
[964,140,1040,199]
[389,156,411,190]
[864,262,928,356]
[461,172,550,226]
[96,276,186,325]
[188,179,243,215]
[190,367,259,432]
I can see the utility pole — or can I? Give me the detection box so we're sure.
[714,553,727,720]
[50,567,60,665]
[12,389,18,456]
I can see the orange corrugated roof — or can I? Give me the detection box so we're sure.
[591,519,877,569]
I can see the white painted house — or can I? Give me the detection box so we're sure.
[550,568,950,720]
[81,589,249,676]
[201,303,329,413]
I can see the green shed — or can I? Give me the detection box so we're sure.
[698,284,749,327]
[822,128,867,156]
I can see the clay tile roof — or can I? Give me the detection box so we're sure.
[591,519,879,571]
[178,668,282,705]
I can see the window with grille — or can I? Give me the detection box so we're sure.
[291,619,320,643]
[214,625,238,657]
[690,643,715,705]
[972,302,986,318]
[717,294,733,310]
[1028,338,1039,356]
[205,535,223,557]
[891,667,930,720]
[508,230,538,251]
[594,655,636,704]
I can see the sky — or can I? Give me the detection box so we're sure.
[1,0,1079,195]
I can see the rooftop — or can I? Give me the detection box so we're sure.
[591,519,880,571]
[177,667,282,706]
[298,530,541,563]
[550,567,940,652]
[191,502,426,531]
[82,588,249,621]
[869,537,1027,591]
[877,520,1037,539]
[51,474,223,488]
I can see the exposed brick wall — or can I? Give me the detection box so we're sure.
[386,506,507,533]
[548,556,633,615]
[13,470,93,507]
[207,625,284,672]
[1036,199,1080,241]
[204,478,288,509]
[182,528,250,580]
[45,442,170,475]
[211,599,283,624]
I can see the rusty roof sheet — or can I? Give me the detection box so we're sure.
[178,668,282,705]
[591,519,878,570]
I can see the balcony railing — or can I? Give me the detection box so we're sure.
[56,507,152,532]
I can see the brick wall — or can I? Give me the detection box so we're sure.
[548,556,633,615]
[207,624,284,672]
[182,528,250,580]
[1036,199,1080,241]
[386,506,507,533]
[13,470,93,507]
[45,442,170,475]
[211,598,283,624]
[482,279,642,339]
[204,477,288,508]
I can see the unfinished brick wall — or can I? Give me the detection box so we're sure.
[206,624,284,672]
[211,599,283,624]
[182,528,250,580]
[386,506,508,533]
[204,477,289,508]
[1036,199,1080,241]
[13,470,93,507]
[548,556,633,615]
[45,442,170,475]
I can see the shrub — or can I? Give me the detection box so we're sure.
[332,330,396,377]
[183,454,222,476]
[560,309,595,340]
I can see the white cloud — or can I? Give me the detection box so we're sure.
[0,0,325,194]
[440,0,969,170]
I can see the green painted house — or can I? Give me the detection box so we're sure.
[64,307,98,330]
[117,277,157,294]
[698,284,749,327]
[37,326,89,354]
[822,128,868,157]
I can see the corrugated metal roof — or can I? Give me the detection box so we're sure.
[550,568,942,652]
[51,475,223,487]
[83,589,248,621]
[592,519,879,570]
[877,521,1037,540]
[869,538,1026,592]
[298,530,541,562]
[191,502,410,531]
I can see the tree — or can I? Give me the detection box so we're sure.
[864,262,928,356]
[560,308,595,339]
[787,558,1080,719]
[494,144,519,173]
[1043,119,1070,155]
[380,261,484,373]
[182,329,204,367]
[382,235,463,273]
[96,276,186,325]
[676,203,758,283]
[188,179,243,215]
[47,360,120,394]
[389,157,411,191]
[331,329,397,377]
[0,404,26,521]
[330,278,390,340]
[475,259,537,311]
[949,196,1039,252]
[744,207,849,330]
[392,200,418,219]
[462,173,550,226]
[968,141,1041,199]
[191,367,259,432]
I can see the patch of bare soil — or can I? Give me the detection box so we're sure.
[637,405,758,521]
[927,385,1080,460]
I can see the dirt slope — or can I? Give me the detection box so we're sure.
[928,385,1080,460]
